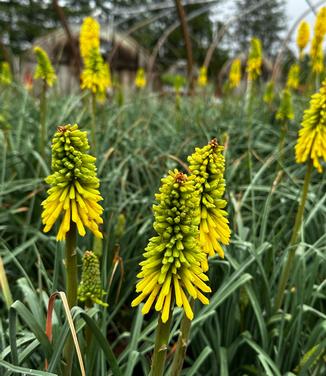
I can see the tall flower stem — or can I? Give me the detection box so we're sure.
[150,313,172,376]
[170,299,194,376]
[40,80,47,160]
[63,222,78,376]
[278,122,288,170]
[91,92,97,149]
[275,160,313,311]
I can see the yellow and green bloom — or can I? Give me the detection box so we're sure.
[0,62,12,85]
[296,20,310,58]
[286,64,300,90]
[132,170,210,323]
[197,66,207,87]
[33,46,57,87]
[42,124,104,240]
[246,38,262,81]
[80,17,100,60]
[81,48,110,94]
[188,139,230,268]
[229,58,241,89]
[295,79,326,172]
[263,80,275,105]
[78,251,108,307]
[135,68,146,88]
[276,89,294,122]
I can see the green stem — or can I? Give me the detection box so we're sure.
[63,222,77,376]
[150,312,173,376]
[170,300,194,376]
[274,160,313,311]
[278,122,288,170]
[91,92,97,149]
[40,80,47,160]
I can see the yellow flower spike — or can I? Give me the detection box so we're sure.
[0,62,12,85]
[296,20,310,58]
[33,46,57,87]
[246,38,262,81]
[80,17,100,60]
[310,7,326,74]
[197,66,208,87]
[80,48,110,94]
[276,89,294,122]
[295,79,326,173]
[313,7,326,43]
[188,139,231,264]
[310,39,324,74]
[42,124,104,240]
[229,58,241,89]
[135,68,146,88]
[263,80,275,105]
[78,251,108,307]
[132,170,210,323]
[286,64,300,91]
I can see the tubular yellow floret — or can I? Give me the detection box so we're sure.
[296,20,310,57]
[246,38,262,81]
[42,124,104,240]
[80,17,100,60]
[295,79,326,173]
[131,170,211,323]
[135,68,146,88]
[197,66,208,87]
[229,58,242,89]
[188,139,231,265]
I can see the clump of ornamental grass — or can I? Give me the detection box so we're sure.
[228,58,241,89]
[42,124,104,374]
[197,66,208,87]
[296,20,310,60]
[0,62,12,85]
[132,169,211,376]
[33,46,57,159]
[78,251,108,307]
[135,67,147,89]
[275,79,326,310]
[286,63,300,91]
[187,139,231,270]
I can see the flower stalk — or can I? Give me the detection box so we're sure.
[63,222,77,376]
[150,312,173,376]
[40,80,47,159]
[170,299,194,376]
[275,160,313,310]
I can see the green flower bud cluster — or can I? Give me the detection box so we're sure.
[47,124,98,187]
[42,124,103,240]
[78,251,108,307]
[132,169,210,323]
[276,89,294,122]
[33,46,57,87]
[188,139,230,264]
[263,81,275,105]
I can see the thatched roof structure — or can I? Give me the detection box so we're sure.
[24,25,149,71]
[21,24,151,92]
